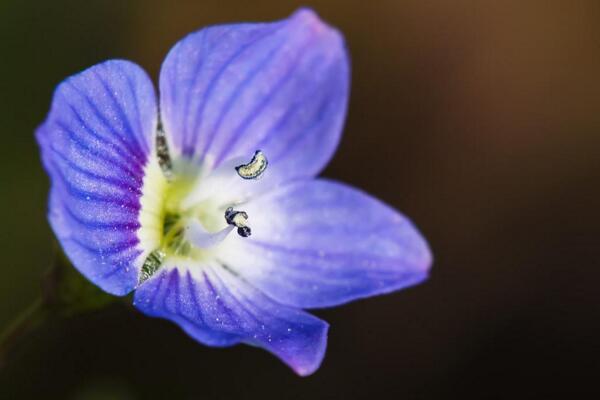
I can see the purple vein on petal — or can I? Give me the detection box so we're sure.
[252,55,328,151]
[62,82,146,165]
[118,62,151,151]
[176,28,237,156]
[71,237,140,260]
[92,70,150,156]
[50,145,142,193]
[100,250,143,279]
[240,240,407,272]
[62,205,140,231]
[185,23,288,157]
[148,271,167,310]
[212,34,319,165]
[268,73,339,163]
[202,269,241,330]
[53,116,144,180]
[163,271,180,314]
[186,271,207,326]
[177,29,211,155]
[201,37,291,159]
[208,266,264,329]
[51,165,141,210]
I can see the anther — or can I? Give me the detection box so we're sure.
[139,249,165,284]
[225,207,252,237]
[235,150,268,180]
[237,226,251,237]
[156,119,173,180]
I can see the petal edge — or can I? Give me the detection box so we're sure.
[218,179,432,308]
[159,8,350,188]
[133,264,329,376]
[37,60,158,295]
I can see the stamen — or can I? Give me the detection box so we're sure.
[235,150,268,180]
[156,120,173,180]
[139,249,166,284]
[180,150,270,210]
[225,207,252,237]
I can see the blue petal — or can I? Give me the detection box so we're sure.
[133,265,328,376]
[159,8,349,184]
[218,180,432,308]
[36,60,157,295]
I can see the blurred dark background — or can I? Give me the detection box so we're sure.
[1,0,599,399]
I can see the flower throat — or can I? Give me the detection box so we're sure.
[138,124,268,284]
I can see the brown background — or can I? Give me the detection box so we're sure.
[1,0,599,398]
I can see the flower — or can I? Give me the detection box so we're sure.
[36,8,432,376]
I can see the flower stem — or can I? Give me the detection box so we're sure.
[0,249,119,369]
[0,296,49,368]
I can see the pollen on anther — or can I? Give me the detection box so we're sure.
[225,207,252,238]
[235,150,268,179]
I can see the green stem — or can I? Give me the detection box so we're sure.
[0,296,50,368]
[0,250,120,369]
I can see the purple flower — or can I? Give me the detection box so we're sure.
[36,8,432,376]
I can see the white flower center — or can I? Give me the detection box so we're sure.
[136,134,267,284]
